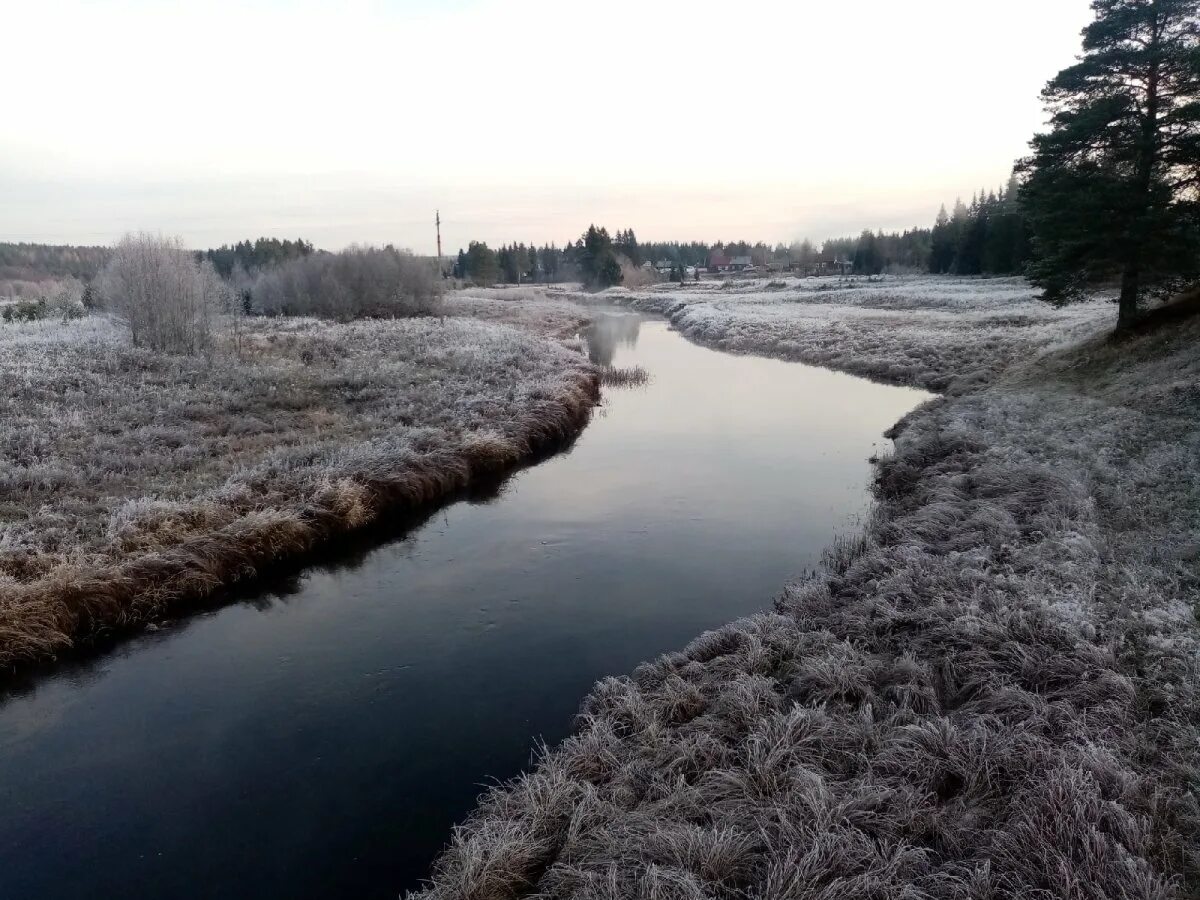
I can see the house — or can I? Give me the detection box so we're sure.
[708,252,756,273]
[808,257,852,276]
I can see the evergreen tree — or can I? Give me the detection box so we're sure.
[955,199,989,275]
[516,244,530,283]
[598,253,623,288]
[464,241,498,285]
[930,206,955,274]
[540,244,561,281]
[853,230,884,274]
[579,225,622,288]
[1020,0,1200,327]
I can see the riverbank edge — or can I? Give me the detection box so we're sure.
[413,293,1199,898]
[0,367,601,674]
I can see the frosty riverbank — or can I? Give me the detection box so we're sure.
[417,277,1200,899]
[0,297,598,669]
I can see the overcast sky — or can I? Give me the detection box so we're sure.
[3,0,1094,253]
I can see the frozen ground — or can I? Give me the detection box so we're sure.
[446,287,593,339]
[0,301,597,668]
[417,278,1200,899]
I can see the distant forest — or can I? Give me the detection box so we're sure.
[453,176,1030,284]
[0,238,316,286]
[202,237,315,278]
[0,243,111,282]
[1,178,1030,296]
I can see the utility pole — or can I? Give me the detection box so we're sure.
[435,210,443,275]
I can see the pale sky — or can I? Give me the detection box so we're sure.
[2,0,1094,253]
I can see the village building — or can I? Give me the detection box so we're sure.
[707,252,755,273]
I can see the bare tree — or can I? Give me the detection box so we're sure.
[97,233,227,353]
[250,246,441,320]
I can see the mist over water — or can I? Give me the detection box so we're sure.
[0,313,929,899]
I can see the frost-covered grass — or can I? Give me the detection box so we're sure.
[573,275,1112,393]
[445,289,592,339]
[0,304,598,668]
[414,279,1200,899]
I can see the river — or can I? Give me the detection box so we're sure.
[0,311,929,898]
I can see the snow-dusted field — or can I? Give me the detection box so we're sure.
[445,287,593,339]
[573,275,1112,392]
[0,304,597,667]
[417,279,1200,899]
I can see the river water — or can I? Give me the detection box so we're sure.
[0,312,928,898]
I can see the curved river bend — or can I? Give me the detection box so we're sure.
[0,312,929,898]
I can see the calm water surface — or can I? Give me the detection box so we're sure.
[0,313,928,898]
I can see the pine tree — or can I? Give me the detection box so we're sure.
[625,228,641,266]
[930,205,955,274]
[1020,0,1200,327]
[598,253,623,288]
[579,225,622,288]
[465,241,498,286]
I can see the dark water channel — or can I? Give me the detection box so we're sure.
[0,312,928,898]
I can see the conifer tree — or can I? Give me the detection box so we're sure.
[580,225,623,288]
[1021,0,1200,326]
[930,205,955,274]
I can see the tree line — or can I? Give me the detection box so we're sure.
[840,179,1030,277]
[0,233,442,353]
[453,227,629,288]
[0,243,111,282]
[451,195,1032,286]
[203,237,315,278]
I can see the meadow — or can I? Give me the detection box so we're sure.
[570,275,1109,393]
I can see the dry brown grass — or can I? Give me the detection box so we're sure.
[0,308,599,670]
[597,365,650,388]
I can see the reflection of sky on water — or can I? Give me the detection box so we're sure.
[0,314,930,900]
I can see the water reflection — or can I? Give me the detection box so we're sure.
[583,313,641,365]
[0,469,538,707]
[0,312,931,900]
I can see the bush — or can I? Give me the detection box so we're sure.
[2,299,48,323]
[1,278,86,324]
[97,234,228,353]
[620,260,658,288]
[250,246,441,320]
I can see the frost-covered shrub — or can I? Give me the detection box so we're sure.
[97,233,227,354]
[251,246,441,321]
[1,278,86,323]
[2,298,49,323]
